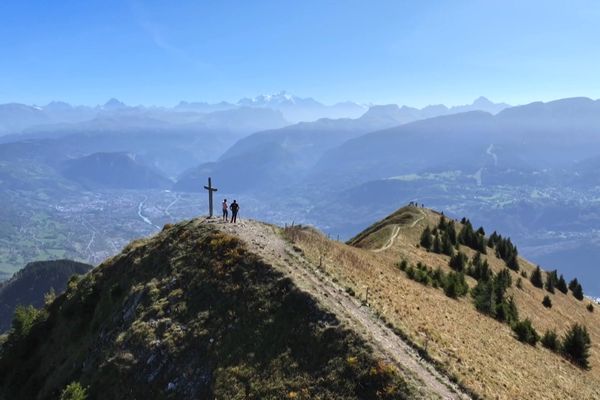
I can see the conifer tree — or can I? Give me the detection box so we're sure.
[441,233,455,256]
[556,274,568,294]
[447,220,458,245]
[420,227,433,250]
[449,251,468,272]
[438,215,447,230]
[545,272,555,293]
[572,283,584,301]
[569,278,579,292]
[432,233,442,254]
[512,318,540,346]
[530,266,544,288]
[562,324,592,369]
[506,253,520,272]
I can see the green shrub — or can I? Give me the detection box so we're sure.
[60,382,88,400]
[397,260,408,271]
[468,252,492,281]
[542,295,552,308]
[587,303,594,312]
[541,330,560,352]
[512,319,540,346]
[10,305,40,340]
[443,272,468,298]
[472,279,494,315]
[562,324,591,369]
[495,296,519,324]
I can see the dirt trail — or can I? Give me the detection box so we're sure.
[373,209,426,253]
[208,218,470,400]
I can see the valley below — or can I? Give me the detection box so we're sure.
[3,175,600,298]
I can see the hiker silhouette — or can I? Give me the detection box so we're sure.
[222,199,228,222]
[230,200,240,223]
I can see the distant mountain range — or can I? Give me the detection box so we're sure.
[61,152,173,190]
[0,93,510,136]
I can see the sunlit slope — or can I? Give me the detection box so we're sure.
[288,205,600,400]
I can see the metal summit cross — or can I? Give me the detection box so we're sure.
[203,177,218,217]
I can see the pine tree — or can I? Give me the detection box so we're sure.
[443,272,468,298]
[472,279,495,315]
[438,215,447,230]
[449,252,467,272]
[568,278,579,292]
[556,274,568,294]
[447,220,458,245]
[432,233,442,254]
[530,266,544,288]
[545,272,555,293]
[506,253,520,271]
[572,283,584,301]
[441,233,455,256]
[562,324,592,369]
[420,227,433,250]
[496,295,519,324]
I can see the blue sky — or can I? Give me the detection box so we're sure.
[1,0,600,107]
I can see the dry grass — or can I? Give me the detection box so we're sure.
[286,206,600,400]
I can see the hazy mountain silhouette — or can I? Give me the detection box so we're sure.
[61,152,173,190]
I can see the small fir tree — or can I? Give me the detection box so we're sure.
[530,266,544,288]
[556,274,568,294]
[512,319,540,346]
[562,324,592,369]
[541,330,560,352]
[420,227,433,250]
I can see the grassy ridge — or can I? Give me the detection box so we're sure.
[0,221,412,400]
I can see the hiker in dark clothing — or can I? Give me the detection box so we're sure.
[230,200,239,223]
[222,199,228,222]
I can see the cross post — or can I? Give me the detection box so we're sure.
[203,177,218,217]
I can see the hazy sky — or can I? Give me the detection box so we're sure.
[2,1,600,107]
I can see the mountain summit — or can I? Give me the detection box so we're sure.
[1,208,598,399]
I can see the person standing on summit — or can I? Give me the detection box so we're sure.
[222,199,228,222]
[230,200,240,223]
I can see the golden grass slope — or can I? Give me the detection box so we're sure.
[286,206,600,400]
